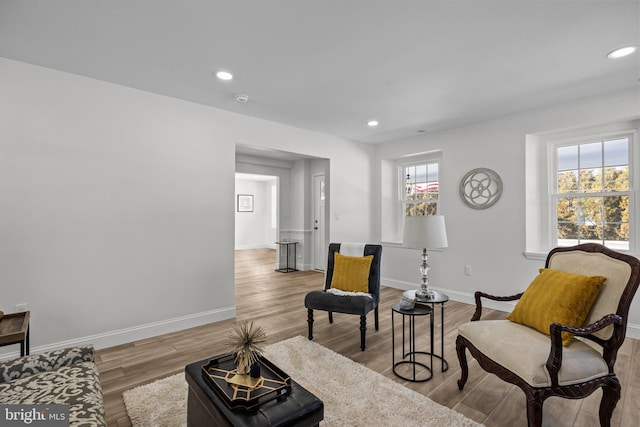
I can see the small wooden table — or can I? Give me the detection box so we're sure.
[0,311,30,356]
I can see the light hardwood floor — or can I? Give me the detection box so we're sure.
[97,249,639,426]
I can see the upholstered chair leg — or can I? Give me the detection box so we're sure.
[374,307,379,330]
[599,381,621,427]
[456,336,469,390]
[307,309,314,341]
[328,312,333,323]
[360,315,367,351]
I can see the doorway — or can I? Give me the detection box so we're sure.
[313,174,326,271]
[234,173,278,251]
[235,144,329,272]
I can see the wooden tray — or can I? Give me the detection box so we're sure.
[201,353,291,411]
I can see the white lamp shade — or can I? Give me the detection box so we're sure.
[402,215,448,250]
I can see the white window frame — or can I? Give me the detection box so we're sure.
[399,158,441,218]
[550,134,634,251]
[525,120,638,259]
[380,151,442,244]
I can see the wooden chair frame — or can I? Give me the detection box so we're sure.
[456,243,640,426]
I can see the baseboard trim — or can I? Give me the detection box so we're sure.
[382,277,639,339]
[0,306,236,361]
[626,323,640,340]
[3,293,639,362]
[235,244,276,250]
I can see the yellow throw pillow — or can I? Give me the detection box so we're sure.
[330,252,374,293]
[507,268,606,346]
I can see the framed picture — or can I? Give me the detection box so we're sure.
[237,194,254,212]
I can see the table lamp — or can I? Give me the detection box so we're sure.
[402,215,448,298]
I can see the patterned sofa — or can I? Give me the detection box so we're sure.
[0,345,106,426]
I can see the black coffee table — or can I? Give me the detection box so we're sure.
[185,357,324,427]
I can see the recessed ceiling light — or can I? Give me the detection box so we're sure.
[367,120,379,127]
[215,70,233,81]
[607,46,637,59]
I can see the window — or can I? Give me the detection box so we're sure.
[402,160,439,217]
[553,137,631,250]
[381,152,442,243]
[525,120,638,259]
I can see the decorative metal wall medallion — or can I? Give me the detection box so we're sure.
[459,168,503,209]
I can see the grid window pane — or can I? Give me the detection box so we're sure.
[580,142,602,169]
[604,224,630,250]
[426,202,437,215]
[427,163,439,182]
[405,204,415,216]
[557,170,578,194]
[578,168,603,192]
[579,197,603,224]
[404,166,415,197]
[557,145,578,171]
[604,195,629,224]
[415,164,427,183]
[402,160,439,217]
[604,166,629,191]
[580,223,602,242]
[554,135,631,250]
[556,197,577,221]
[557,222,578,240]
[604,138,628,167]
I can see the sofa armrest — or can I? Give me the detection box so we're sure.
[0,345,95,384]
[471,291,523,321]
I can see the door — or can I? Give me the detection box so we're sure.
[313,174,326,270]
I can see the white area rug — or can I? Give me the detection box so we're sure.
[123,335,482,426]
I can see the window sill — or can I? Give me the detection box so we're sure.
[524,249,638,261]
[523,251,547,261]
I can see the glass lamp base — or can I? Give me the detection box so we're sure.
[415,287,434,298]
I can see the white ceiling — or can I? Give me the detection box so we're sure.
[0,1,638,144]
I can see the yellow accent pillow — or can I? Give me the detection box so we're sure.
[507,268,606,346]
[330,252,373,293]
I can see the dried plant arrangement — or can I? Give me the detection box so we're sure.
[226,321,268,375]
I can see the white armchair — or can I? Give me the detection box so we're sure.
[456,243,640,427]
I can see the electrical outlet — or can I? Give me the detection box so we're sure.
[464,265,472,276]
[15,303,29,312]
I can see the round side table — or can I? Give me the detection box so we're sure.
[391,303,434,382]
[404,289,449,372]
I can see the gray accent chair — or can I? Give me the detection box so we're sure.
[304,243,382,351]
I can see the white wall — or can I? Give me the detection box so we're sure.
[5,55,634,354]
[236,155,294,235]
[375,89,640,337]
[0,57,374,356]
[234,177,277,250]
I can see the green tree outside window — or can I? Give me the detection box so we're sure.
[555,138,630,249]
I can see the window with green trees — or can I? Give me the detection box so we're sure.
[554,136,631,250]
